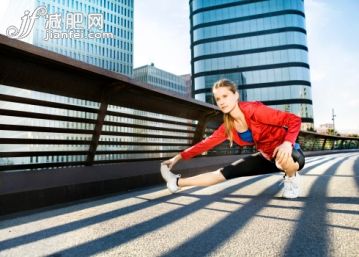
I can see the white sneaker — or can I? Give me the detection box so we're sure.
[160,164,181,193]
[282,172,300,199]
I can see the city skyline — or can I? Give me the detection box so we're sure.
[1,0,358,133]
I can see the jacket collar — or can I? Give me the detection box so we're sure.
[238,101,256,129]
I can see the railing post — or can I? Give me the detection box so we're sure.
[311,137,317,151]
[321,138,327,150]
[348,140,352,149]
[338,139,344,149]
[331,139,336,150]
[85,83,123,166]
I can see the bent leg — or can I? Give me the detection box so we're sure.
[275,148,305,177]
[221,152,280,180]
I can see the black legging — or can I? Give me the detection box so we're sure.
[220,148,305,180]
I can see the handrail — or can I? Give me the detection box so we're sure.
[1,34,358,173]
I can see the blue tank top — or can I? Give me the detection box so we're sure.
[238,129,254,143]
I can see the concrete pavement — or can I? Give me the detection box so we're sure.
[0,152,358,257]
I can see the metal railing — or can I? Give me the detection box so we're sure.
[1,35,359,173]
[297,131,359,151]
[0,35,227,172]
[1,35,359,214]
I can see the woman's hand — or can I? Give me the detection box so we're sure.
[162,154,182,169]
[272,141,293,170]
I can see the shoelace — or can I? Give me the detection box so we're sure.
[279,174,289,188]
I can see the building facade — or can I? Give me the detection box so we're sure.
[180,74,193,98]
[190,0,314,129]
[133,64,188,97]
[34,0,133,76]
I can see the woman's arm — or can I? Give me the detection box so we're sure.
[180,124,227,160]
[251,102,302,164]
[162,124,228,169]
[162,153,182,169]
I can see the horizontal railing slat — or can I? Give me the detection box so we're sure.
[101,131,192,139]
[0,93,99,113]
[0,138,91,145]
[0,109,97,124]
[0,162,86,171]
[0,149,184,158]
[0,118,194,134]
[0,138,192,146]
[0,124,93,134]
[106,110,197,128]
[103,121,195,133]
[0,94,198,128]
[0,124,193,140]
[98,141,191,146]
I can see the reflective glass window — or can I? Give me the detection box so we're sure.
[194,67,310,91]
[243,85,312,101]
[192,0,244,12]
[195,92,207,102]
[193,0,304,26]
[193,14,305,41]
[194,49,308,73]
[197,93,313,118]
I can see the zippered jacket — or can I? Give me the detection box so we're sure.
[180,101,302,160]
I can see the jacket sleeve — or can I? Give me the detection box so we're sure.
[180,124,227,160]
[252,102,302,145]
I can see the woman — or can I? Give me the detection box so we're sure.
[161,79,305,198]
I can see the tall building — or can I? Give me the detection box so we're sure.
[180,74,192,98]
[133,63,188,97]
[33,0,133,76]
[190,0,314,129]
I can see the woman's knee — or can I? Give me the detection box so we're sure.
[292,148,305,171]
[213,169,227,182]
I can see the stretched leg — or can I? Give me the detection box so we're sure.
[161,152,281,193]
[178,169,225,187]
[177,152,279,188]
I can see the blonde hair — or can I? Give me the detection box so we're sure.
[212,79,239,147]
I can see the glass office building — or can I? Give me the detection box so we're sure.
[190,0,314,128]
[34,0,133,76]
[3,0,133,75]
[133,64,188,97]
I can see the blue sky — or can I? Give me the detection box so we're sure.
[1,0,358,133]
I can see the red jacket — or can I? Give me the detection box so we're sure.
[181,101,302,160]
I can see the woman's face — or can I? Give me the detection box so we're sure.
[213,86,239,113]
